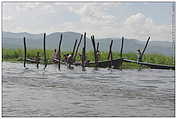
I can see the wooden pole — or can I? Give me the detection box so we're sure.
[108,40,113,68]
[120,37,124,70]
[83,32,86,65]
[96,42,100,61]
[96,42,99,52]
[81,32,87,71]
[82,47,86,71]
[107,40,113,60]
[58,34,62,70]
[73,34,83,62]
[84,32,86,50]
[43,33,47,70]
[140,36,151,60]
[110,50,113,68]
[138,36,150,71]
[36,52,40,69]
[120,37,124,59]
[72,39,78,60]
[23,37,27,68]
[91,35,98,68]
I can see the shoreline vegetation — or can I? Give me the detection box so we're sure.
[2,48,174,69]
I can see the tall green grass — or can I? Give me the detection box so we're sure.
[2,48,174,66]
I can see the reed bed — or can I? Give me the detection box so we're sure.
[2,48,174,68]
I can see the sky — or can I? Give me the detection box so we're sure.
[2,1,175,41]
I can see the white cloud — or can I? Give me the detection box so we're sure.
[2,2,172,41]
[57,11,171,41]
[10,2,55,14]
[69,3,118,25]
[123,13,171,41]
[125,13,153,26]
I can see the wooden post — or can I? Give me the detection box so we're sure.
[96,42,99,52]
[120,37,124,59]
[91,35,98,68]
[107,40,113,59]
[108,40,113,68]
[73,34,83,62]
[96,42,100,61]
[120,37,124,70]
[72,39,78,62]
[140,36,150,61]
[84,32,86,50]
[138,36,150,71]
[23,37,27,68]
[36,52,40,69]
[83,32,86,65]
[82,47,86,71]
[43,33,47,70]
[81,32,87,71]
[82,47,84,69]
[58,34,62,70]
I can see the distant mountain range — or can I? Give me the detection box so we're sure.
[2,31,175,56]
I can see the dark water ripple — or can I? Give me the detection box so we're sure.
[2,62,175,117]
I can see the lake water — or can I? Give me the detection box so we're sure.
[2,62,175,117]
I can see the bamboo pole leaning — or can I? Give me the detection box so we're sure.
[72,39,78,61]
[140,36,151,60]
[58,34,62,70]
[73,34,83,62]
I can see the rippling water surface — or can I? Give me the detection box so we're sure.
[2,62,175,117]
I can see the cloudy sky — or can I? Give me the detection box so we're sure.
[2,2,175,41]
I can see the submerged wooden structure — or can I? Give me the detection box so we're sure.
[86,58,122,68]
[23,32,175,70]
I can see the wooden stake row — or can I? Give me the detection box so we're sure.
[23,32,150,71]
